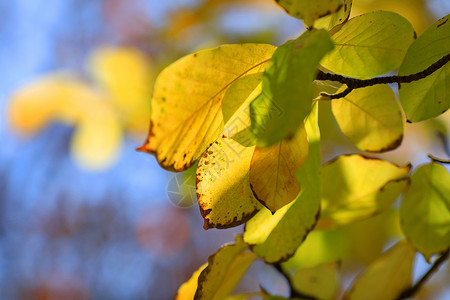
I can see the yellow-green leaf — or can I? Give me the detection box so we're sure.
[398,14,450,122]
[332,85,404,152]
[138,44,275,171]
[274,0,344,27]
[196,137,261,229]
[321,11,415,78]
[250,125,308,213]
[344,241,415,300]
[316,154,410,229]
[250,30,333,147]
[195,235,257,300]
[243,104,321,263]
[313,0,352,31]
[400,162,450,261]
[291,262,339,300]
[175,263,207,300]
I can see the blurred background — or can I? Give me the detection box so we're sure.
[0,0,449,299]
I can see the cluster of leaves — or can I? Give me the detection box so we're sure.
[139,0,450,299]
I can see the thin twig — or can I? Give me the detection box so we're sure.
[396,249,450,300]
[428,154,450,164]
[316,54,450,99]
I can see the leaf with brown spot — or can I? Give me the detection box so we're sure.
[195,235,257,300]
[138,44,276,172]
[250,125,309,213]
[196,137,261,230]
[243,103,321,263]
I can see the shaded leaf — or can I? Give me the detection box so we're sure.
[195,235,257,300]
[316,154,410,229]
[250,30,333,147]
[344,241,415,300]
[196,137,261,229]
[332,85,404,152]
[250,125,308,213]
[321,11,415,78]
[398,14,450,122]
[138,44,276,171]
[400,162,450,261]
[313,0,352,31]
[274,0,344,27]
[175,263,207,300]
[291,262,339,300]
[244,104,321,263]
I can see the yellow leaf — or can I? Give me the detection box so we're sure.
[8,74,122,171]
[291,262,339,300]
[317,155,410,229]
[344,241,415,300]
[249,125,309,213]
[88,46,153,133]
[175,263,207,300]
[138,44,276,172]
[196,235,257,300]
[332,85,404,152]
[196,137,261,229]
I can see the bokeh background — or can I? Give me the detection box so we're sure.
[0,0,449,299]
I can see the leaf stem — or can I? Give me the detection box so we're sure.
[396,249,450,300]
[316,54,450,99]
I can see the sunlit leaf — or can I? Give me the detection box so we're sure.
[332,85,404,152]
[274,0,344,27]
[244,104,321,263]
[400,162,450,261]
[291,262,339,300]
[313,0,352,31]
[321,11,415,78]
[87,46,153,133]
[8,74,122,171]
[138,44,275,171]
[398,14,450,122]
[316,154,410,229]
[250,30,333,147]
[250,125,308,213]
[196,235,257,300]
[196,137,261,229]
[344,241,415,300]
[175,263,207,300]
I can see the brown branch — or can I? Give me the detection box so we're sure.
[396,249,450,300]
[428,154,450,164]
[316,54,450,99]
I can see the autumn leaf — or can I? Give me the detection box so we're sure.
[138,44,276,172]
[249,125,308,213]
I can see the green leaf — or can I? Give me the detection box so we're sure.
[291,262,339,300]
[321,11,415,78]
[196,235,257,300]
[274,0,344,27]
[138,44,275,171]
[175,263,207,300]
[400,162,450,261]
[332,85,404,152]
[243,103,321,263]
[313,0,352,31]
[316,154,410,229]
[250,30,333,147]
[398,14,450,122]
[344,241,415,300]
[196,137,261,229]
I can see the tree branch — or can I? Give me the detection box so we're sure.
[316,54,450,99]
[396,249,450,300]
